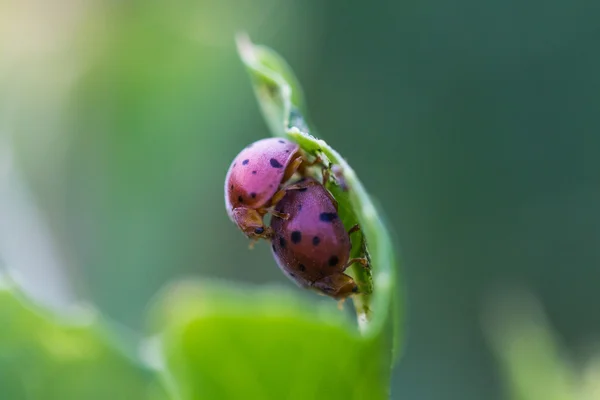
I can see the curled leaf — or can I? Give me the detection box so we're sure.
[236,33,404,344]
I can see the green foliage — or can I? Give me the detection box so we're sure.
[0,278,166,400]
[0,35,403,400]
[235,33,403,339]
[150,35,404,399]
[151,281,391,400]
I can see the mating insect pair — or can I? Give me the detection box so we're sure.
[224,138,368,299]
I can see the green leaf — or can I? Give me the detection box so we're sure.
[150,280,391,400]
[0,277,167,400]
[236,33,403,350]
[148,35,404,400]
[235,34,306,136]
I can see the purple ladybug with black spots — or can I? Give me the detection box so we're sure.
[225,137,320,240]
[270,178,368,299]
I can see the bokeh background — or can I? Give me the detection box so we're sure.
[1,0,599,399]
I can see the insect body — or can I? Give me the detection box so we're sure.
[270,178,367,299]
[225,137,305,239]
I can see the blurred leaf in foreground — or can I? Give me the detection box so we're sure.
[149,35,403,400]
[151,281,390,400]
[0,276,166,400]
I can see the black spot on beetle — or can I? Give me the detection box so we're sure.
[291,231,302,244]
[298,187,307,192]
[252,170,257,175]
[272,243,276,252]
[270,158,283,168]
[352,286,359,293]
[285,150,290,153]
[290,272,296,278]
[299,264,306,271]
[230,185,233,190]
[323,287,334,292]
[328,256,339,267]
[279,237,287,248]
[238,195,244,203]
[251,192,256,199]
[254,227,264,235]
[242,159,249,165]
[312,236,320,246]
[297,204,302,211]
[278,140,285,144]
[320,212,338,222]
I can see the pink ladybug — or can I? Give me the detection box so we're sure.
[224,137,318,240]
[270,178,368,299]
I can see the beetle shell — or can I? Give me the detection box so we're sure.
[270,178,355,297]
[224,138,300,222]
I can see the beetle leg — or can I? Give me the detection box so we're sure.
[269,209,290,219]
[321,186,339,209]
[348,224,361,235]
[270,189,287,206]
[321,166,330,186]
[265,189,294,220]
[269,178,317,208]
[283,179,319,192]
[267,188,293,220]
[344,257,370,270]
[282,154,304,182]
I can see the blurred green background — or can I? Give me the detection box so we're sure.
[1,0,599,399]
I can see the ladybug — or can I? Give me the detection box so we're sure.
[224,137,320,240]
[270,178,368,299]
